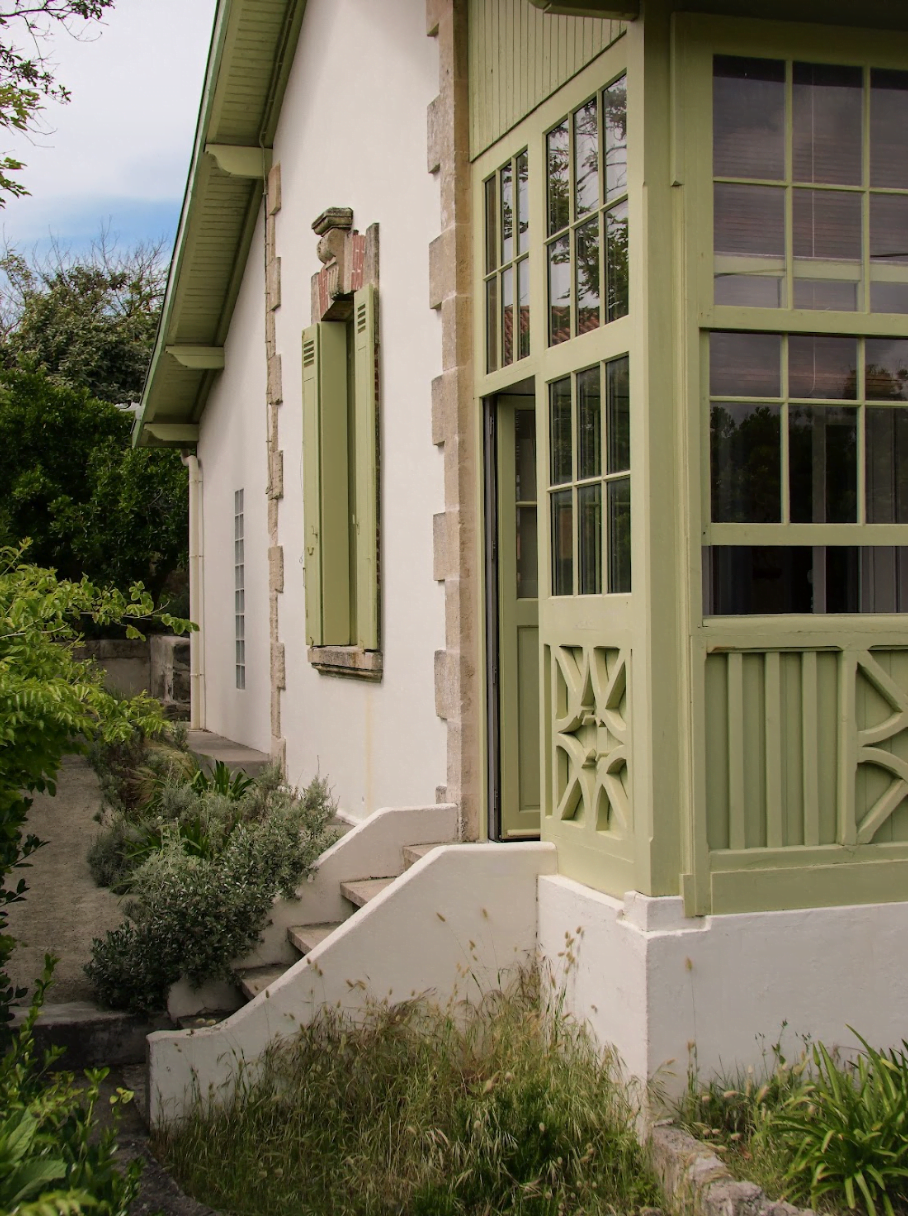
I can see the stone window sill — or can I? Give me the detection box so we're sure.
[308,645,382,680]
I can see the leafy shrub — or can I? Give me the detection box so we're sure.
[86,775,338,1014]
[156,969,661,1216]
[0,957,141,1216]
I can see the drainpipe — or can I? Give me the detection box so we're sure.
[182,452,206,730]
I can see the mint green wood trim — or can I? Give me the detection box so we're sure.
[165,345,225,370]
[135,0,307,446]
[497,397,542,838]
[529,0,638,17]
[141,423,200,445]
[204,144,273,178]
[318,322,351,646]
[711,859,908,915]
[302,325,323,647]
[468,0,626,160]
[353,285,378,651]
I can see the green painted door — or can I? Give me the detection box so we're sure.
[487,394,541,839]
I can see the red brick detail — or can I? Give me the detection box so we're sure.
[350,233,366,291]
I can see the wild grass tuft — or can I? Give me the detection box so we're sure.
[155,970,661,1216]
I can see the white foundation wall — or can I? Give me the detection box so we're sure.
[538,874,908,1095]
[271,0,447,815]
[196,211,272,756]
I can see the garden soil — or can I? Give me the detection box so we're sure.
[6,753,124,1002]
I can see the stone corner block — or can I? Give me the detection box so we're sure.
[428,231,450,310]
[427,95,443,174]
[425,0,442,36]
[434,649,453,720]
[433,511,454,582]
[268,545,284,594]
[271,641,286,690]
[267,352,283,406]
[267,257,281,311]
[267,163,281,214]
[270,736,287,773]
[431,372,456,445]
[270,449,284,500]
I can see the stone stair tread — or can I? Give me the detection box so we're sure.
[340,877,395,907]
[176,1011,234,1030]
[403,843,446,867]
[287,922,343,954]
[235,964,286,1000]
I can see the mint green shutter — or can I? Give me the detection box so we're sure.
[302,324,322,646]
[353,285,378,650]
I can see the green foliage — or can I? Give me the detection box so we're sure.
[0,543,191,1036]
[0,240,165,404]
[677,1031,908,1216]
[189,760,255,802]
[0,369,187,599]
[156,970,661,1216]
[86,771,338,1015]
[0,956,141,1216]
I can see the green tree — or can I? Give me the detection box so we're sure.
[0,370,187,600]
[0,0,116,201]
[0,238,166,404]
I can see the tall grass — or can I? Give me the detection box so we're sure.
[156,971,660,1216]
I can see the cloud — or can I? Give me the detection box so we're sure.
[0,0,216,249]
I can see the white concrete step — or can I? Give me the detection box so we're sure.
[287,923,343,955]
[235,964,286,1000]
[403,843,445,869]
[340,877,394,907]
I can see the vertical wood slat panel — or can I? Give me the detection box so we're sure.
[727,653,746,852]
[801,650,820,847]
[765,652,784,849]
[838,651,858,846]
[469,0,625,158]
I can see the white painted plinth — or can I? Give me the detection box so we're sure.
[538,874,908,1094]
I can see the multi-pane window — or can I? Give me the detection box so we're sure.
[549,355,631,595]
[485,151,530,372]
[234,489,245,690]
[714,57,908,313]
[546,75,628,345]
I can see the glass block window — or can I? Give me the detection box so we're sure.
[234,488,245,690]
[710,332,908,525]
[714,57,908,313]
[546,75,628,346]
[549,355,631,595]
[484,150,530,372]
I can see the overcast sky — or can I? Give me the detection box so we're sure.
[0,0,217,259]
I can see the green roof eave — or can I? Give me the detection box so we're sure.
[134,0,306,448]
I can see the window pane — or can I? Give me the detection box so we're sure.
[793,280,858,311]
[515,409,536,501]
[550,377,572,485]
[501,162,513,265]
[710,332,781,397]
[574,98,599,216]
[607,478,632,593]
[871,69,908,189]
[715,183,785,256]
[789,406,858,523]
[502,266,514,367]
[576,216,600,334]
[867,407,908,523]
[578,483,602,594]
[870,194,908,265]
[486,277,499,373]
[547,121,570,235]
[871,282,908,314]
[858,547,908,612]
[705,547,816,614]
[604,75,628,201]
[607,355,631,474]
[793,189,862,261]
[605,201,629,322]
[551,489,573,595]
[577,366,601,480]
[485,177,498,272]
[788,335,858,399]
[713,56,785,180]
[517,258,530,360]
[866,339,908,400]
[516,151,529,254]
[710,403,782,522]
[517,506,538,599]
[792,62,863,186]
[548,236,571,345]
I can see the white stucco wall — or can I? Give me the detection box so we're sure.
[196,210,271,755]
[539,875,908,1096]
[270,0,446,814]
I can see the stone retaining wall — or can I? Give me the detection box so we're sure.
[74,636,190,717]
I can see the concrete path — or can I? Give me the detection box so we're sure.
[6,754,125,1002]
